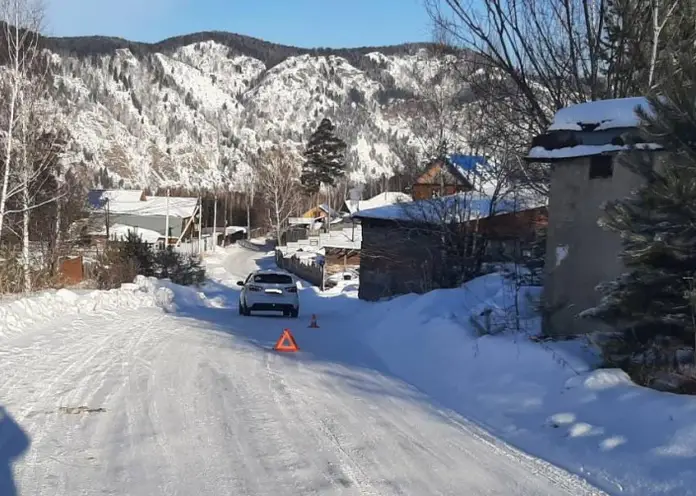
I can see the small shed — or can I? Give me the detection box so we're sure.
[525,97,660,336]
[354,192,547,301]
[353,194,470,301]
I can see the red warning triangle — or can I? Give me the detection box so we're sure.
[274,329,299,352]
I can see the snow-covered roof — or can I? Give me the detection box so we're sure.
[88,189,144,208]
[88,223,163,244]
[201,226,248,235]
[88,190,198,219]
[225,226,247,235]
[353,193,470,223]
[344,191,411,215]
[318,204,340,218]
[113,196,198,218]
[527,142,662,161]
[354,192,544,224]
[548,97,651,132]
[321,228,362,250]
[448,154,488,180]
[527,97,663,161]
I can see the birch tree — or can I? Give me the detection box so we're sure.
[256,147,302,244]
[0,0,44,242]
[601,0,683,94]
[648,0,679,88]
[13,91,65,292]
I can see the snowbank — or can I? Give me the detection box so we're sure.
[0,275,174,341]
[360,272,696,496]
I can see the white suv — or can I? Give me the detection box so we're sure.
[237,270,300,318]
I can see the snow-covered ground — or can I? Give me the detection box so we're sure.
[0,243,692,495]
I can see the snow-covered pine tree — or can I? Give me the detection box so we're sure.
[300,118,347,195]
[585,55,696,382]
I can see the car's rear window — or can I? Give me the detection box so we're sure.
[253,273,293,284]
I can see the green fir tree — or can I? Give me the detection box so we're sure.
[587,54,696,381]
[300,118,347,195]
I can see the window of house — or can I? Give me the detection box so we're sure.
[589,155,613,179]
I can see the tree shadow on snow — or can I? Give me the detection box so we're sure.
[0,406,30,496]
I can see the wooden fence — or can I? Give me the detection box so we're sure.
[275,250,324,288]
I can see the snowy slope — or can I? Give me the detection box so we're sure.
[352,273,696,496]
[0,246,604,496]
[44,36,468,191]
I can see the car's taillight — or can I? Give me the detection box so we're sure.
[247,285,262,292]
[285,286,298,293]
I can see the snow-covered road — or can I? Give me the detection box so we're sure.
[0,245,605,496]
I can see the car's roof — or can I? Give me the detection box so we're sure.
[251,269,293,276]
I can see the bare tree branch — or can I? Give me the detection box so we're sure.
[256,147,303,244]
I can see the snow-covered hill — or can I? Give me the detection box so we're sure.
[42,32,464,191]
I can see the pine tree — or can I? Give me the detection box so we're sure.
[300,118,347,195]
[586,54,696,381]
[600,0,652,96]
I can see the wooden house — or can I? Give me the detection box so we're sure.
[301,204,339,221]
[352,195,468,301]
[410,157,476,200]
[354,194,547,301]
[473,206,548,261]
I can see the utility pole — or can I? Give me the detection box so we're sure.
[215,108,224,249]
[197,193,202,255]
[212,192,218,252]
[105,198,110,244]
[166,148,173,250]
[165,187,170,249]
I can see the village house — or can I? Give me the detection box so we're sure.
[409,155,482,200]
[477,205,548,263]
[85,189,199,247]
[301,204,340,222]
[353,197,457,301]
[280,154,533,294]
[354,192,545,301]
[525,96,659,336]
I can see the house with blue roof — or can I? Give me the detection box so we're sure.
[409,155,486,200]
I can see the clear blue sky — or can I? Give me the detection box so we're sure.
[47,0,434,47]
